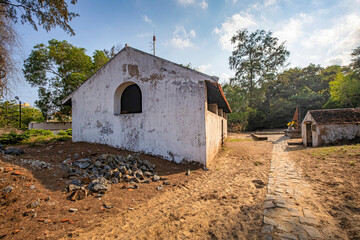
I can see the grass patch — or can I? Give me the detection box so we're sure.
[226,138,253,142]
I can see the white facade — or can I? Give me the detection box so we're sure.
[302,109,360,147]
[63,46,230,166]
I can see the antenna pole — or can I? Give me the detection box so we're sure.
[153,32,156,56]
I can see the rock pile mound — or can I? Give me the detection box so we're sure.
[62,153,162,201]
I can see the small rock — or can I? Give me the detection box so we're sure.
[156,186,163,191]
[2,185,14,193]
[29,185,36,190]
[186,169,191,175]
[103,204,113,209]
[28,200,41,208]
[0,144,4,150]
[69,189,88,201]
[0,167,4,173]
[44,219,51,224]
[68,184,81,192]
[69,208,78,212]
[111,178,119,184]
[5,148,24,156]
[163,181,170,185]
[141,179,150,184]
[92,183,110,192]
[152,175,160,182]
[12,171,21,175]
[74,153,79,159]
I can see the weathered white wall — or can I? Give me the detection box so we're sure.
[205,110,226,165]
[301,112,318,146]
[318,124,360,146]
[70,47,211,165]
[29,122,72,130]
[302,112,360,146]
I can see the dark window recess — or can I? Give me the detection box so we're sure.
[121,84,142,114]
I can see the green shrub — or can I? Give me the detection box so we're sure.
[26,129,53,136]
[58,130,68,136]
[0,131,31,145]
[65,129,72,136]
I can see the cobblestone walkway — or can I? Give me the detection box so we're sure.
[262,135,347,240]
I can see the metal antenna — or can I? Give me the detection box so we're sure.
[153,31,156,56]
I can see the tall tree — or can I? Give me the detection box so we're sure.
[229,29,289,107]
[0,0,78,35]
[0,0,79,99]
[23,39,109,118]
[351,45,360,75]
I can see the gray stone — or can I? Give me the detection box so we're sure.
[277,233,297,240]
[92,183,110,192]
[94,161,102,168]
[69,208,78,212]
[69,184,81,191]
[152,175,160,182]
[29,185,36,190]
[5,148,24,156]
[156,186,163,191]
[299,216,319,226]
[303,225,322,238]
[2,185,14,193]
[0,144,4,150]
[186,169,191,175]
[144,171,152,177]
[262,224,274,233]
[73,158,91,169]
[264,216,277,226]
[111,178,119,184]
[104,165,111,171]
[71,179,82,186]
[265,194,276,201]
[163,181,170,185]
[303,209,316,218]
[264,235,273,240]
[28,200,40,208]
[73,153,79,158]
[264,201,276,209]
[277,222,292,232]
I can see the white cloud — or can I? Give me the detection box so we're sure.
[170,26,196,49]
[303,14,360,66]
[213,13,257,51]
[221,72,231,82]
[198,63,211,73]
[143,15,152,24]
[177,0,195,5]
[176,0,208,9]
[264,0,277,7]
[200,0,208,9]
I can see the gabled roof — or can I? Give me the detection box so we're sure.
[308,108,360,124]
[205,80,232,113]
[63,46,221,106]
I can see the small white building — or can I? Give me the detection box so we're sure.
[302,108,360,147]
[63,46,231,166]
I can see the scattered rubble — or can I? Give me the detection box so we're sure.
[62,153,159,201]
[19,159,53,170]
[4,148,24,156]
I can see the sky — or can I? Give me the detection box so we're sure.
[6,0,360,106]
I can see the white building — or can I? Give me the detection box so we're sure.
[63,46,231,166]
[302,108,360,147]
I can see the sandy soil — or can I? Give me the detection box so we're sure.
[0,133,273,239]
[289,143,360,240]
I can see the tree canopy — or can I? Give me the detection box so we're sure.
[224,29,359,131]
[23,39,110,117]
[229,29,289,107]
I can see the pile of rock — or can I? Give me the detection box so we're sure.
[0,144,24,156]
[62,153,164,201]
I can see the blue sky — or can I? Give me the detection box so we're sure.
[7,0,360,105]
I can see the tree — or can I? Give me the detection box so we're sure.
[0,0,79,35]
[328,72,360,108]
[229,29,289,107]
[351,45,360,75]
[23,39,109,117]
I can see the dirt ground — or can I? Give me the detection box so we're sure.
[0,133,273,240]
[288,143,360,240]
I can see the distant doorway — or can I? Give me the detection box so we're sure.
[305,123,312,147]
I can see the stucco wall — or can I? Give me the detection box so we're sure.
[29,122,72,130]
[71,47,209,165]
[302,111,360,146]
[205,110,226,166]
[318,123,360,146]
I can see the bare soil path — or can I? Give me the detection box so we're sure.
[73,134,273,240]
[262,135,347,240]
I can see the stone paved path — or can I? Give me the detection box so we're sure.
[262,135,347,240]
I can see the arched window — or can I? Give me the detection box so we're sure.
[114,82,142,114]
[121,84,142,114]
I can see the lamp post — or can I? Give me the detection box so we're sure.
[15,96,21,129]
